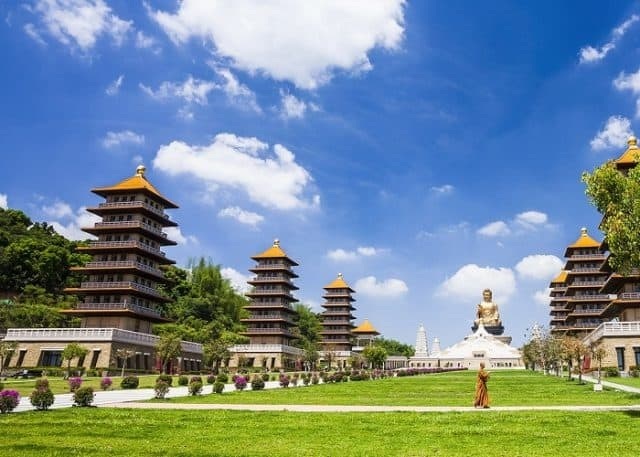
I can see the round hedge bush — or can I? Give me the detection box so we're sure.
[156,374,173,386]
[213,382,225,394]
[120,376,139,389]
[73,387,95,407]
[177,375,189,386]
[29,387,54,411]
[154,380,170,399]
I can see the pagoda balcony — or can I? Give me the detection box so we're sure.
[569,308,605,315]
[321,310,355,315]
[251,263,294,270]
[79,241,170,261]
[322,339,352,345]
[229,344,304,356]
[618,292,640,300]
[241,314,296,324]
[71,302,164,319]
[568,253,606,260]
[75,281,168,300]
[568,280,605,287]
[248,277,298,288]
[74,261,165,279]
[85,221,174,244]
[583,321,640,346]
[242,328,295,337]
[323,291,353,297]
[322,320,353,326]
[551,287,567,293]
[569,294,614,301]
[94,201,174,222]
[320,329,353,335]
[570,267,603,273]
[246,289,295,297]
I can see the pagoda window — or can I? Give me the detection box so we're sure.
[109,216,116,222]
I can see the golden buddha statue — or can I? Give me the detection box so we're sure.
[474,289,502,328]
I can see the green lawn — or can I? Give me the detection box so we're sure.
[2,408,640,456]
[1,375,159,396]
[161,370,640,406]
[602,376,640,388]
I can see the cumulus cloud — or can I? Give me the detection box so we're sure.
[279,92,307,120]
[49,206,100,241]
[430,184,454,195]
[515,255,563,281]
[515,211,548,229]
[437,264,516,305]
[326,246,384,261]
[164,226,198,245]
[579,14,639,64]
[215,67,261,113]
[0,194,7,209]
[590,116,633,150]
[354,276,408,299]
[140,76,217,105]
[30,0,132,51]
[533,288,552,306]
[614,70,640,117]
[149,0,406,89]
[42,201,73,219]
[221,267,251,293]
[101,130,145,149]
[217,206,264,227]
[105,74,124,96]
[477,221,511,237]
[153,133,318,211]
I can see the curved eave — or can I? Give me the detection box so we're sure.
[91,186,178,209]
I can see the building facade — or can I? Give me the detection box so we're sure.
[319,273,356,367]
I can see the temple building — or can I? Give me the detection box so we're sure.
[319,273,356,368]
[228,239,303,370]
[4,166,202,372]
[549,270,569,336]
[351,319,380,352]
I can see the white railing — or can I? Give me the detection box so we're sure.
[570,254,606,259]
[619,292,640,300]
[74,302,161,318]
[583,321,640,345]
[569,281,605,287]
[80,281,164,298]
[323,291,351,296]
[4,328,201,354]
[319,350,353,357]
[83,241,166,257]
[252,263,292,270]
[570,294,614,301]
[571,268,602,273]
[250,276,293,283]
[97,201,169,219]
[229,344,303,355]
[244,328,293,334]
[570,308,605,314]
[91,221,167,238]
[81,261,165,277]
[246,290,294,296]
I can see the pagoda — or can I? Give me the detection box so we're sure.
[319,273,356,368]
[230,239,302,370]
[548,270,569,336]
[3,166,202,372]
[351,319,380,351]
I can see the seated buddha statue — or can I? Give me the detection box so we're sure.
[474,289,502,328]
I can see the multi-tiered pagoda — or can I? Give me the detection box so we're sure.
[319,273,356,368]
[230,239,302,370]
[4,166,202,372]
[548,270,569,336]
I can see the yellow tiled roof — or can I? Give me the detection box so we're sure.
[352,319,379,335]
[567,228,600,249]
[615,136,640,166]
[92,165,178,208]
[252,239,298,265]
[550,270,567,284]
[324,273,354,291]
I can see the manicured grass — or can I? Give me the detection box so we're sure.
[1,375,160,396]
[160,370,640,406]
[2,408,640,456]
[602,376,640,388]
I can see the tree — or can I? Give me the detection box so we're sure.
[560,336,588,383]
[373,337,415,357]
[0,340,17,376]
[363,345,387,369]
[114,347,137,378]
[61,342,89,377]
[291,303,322,348]
[302,341,320,371]
[590,343,607,384]
[583,161,640,274]
[156,333,182,374]
[203,332,242,374]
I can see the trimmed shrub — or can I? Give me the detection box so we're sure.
[279,374,290,388]
[29,387,54,411]
[73,387,94,407]
[35,378,50,390]
[311,374,319,385]
[604,366,620,377]
[234,375,247,391]
[190,376,202,384]
[154,380,170,399]
[68,377,82,392]
[261,373,269,382]
[0,390,20,414]
[213,381,225,394]
[251,376,265,391]
[629,366,639,378]
[188,381,203,396]
[206,374,216,384]
[156,374,173,386]
[120,376,139,389]
[177,375,189,386]
[100,377,112,391]
[216,373,228,383]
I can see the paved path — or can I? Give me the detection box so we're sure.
[11,376,640,413]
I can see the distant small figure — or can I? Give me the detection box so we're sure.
[474,362,490,408]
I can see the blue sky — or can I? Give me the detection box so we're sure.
[1,1,639,348]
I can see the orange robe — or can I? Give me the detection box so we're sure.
[474,369,490,408]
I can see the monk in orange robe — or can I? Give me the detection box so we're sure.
[474,362,490,408]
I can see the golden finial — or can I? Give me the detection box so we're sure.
[581,227,587,236]
[628,135,638,149]
[136,165,146,177]
[273,239,280,247]
[338,272,343,279]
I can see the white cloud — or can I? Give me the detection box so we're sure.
[614,69,640,117]
[590,115,633,151]
[215,68,261,113]
[135,31,160,53]
[354,276,408,299]
[279,91,307,120]
[0,194,7,209]
[49,206,100,241]
[24,23,47,46]
[579,14,639,64]
[164,226,198,245]
[221,267,251,293]
[105,74,124,96]
[140,76,217,105]
[217,206,264,227]
[153,133,318,211]
[31,0,132,51]
[326,246,384,261]
[477,221,511,237]
[437,264,516,305]
[515,210,548,230]
[101,130,145,149]
[42,201,73,218]
[149,0,406,89]
[515,255,563,281]
[533,288,552,306]
[430,184,454,195]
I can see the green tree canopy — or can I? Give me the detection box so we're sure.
[291,303,322,349]
[373,337,415,357]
